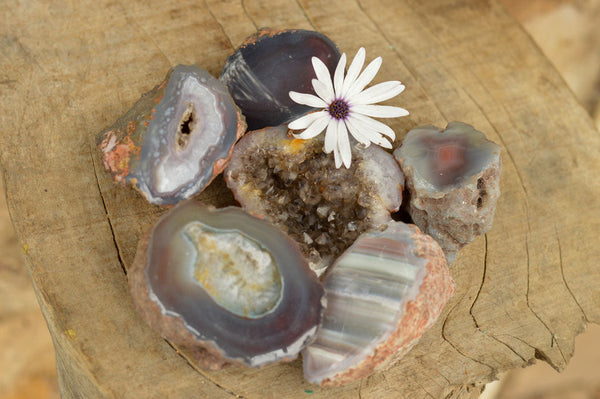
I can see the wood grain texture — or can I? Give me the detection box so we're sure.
[1,0,599,398]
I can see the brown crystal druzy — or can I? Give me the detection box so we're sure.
[224,126,404,275]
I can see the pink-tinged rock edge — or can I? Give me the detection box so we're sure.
[317,225,455,387]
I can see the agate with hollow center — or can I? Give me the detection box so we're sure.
[98,65,246,205]
[128,201,324,369]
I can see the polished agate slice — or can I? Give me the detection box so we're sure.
[128,201,324,369]
[224,126,403,276]
[394,122,501,263]
[303,222,454,387]
[98,65,246,205]
[220,29,340,130]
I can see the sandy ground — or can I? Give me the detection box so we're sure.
[0,1,599,398]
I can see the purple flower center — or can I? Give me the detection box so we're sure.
[328,99,349,120]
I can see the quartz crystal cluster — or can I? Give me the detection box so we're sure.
[224,125,404,276]
[97,28,502,389]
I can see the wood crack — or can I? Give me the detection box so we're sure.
[88,143,127,276]
[116,0,172,66]
[525,238,567,367]
[404,372,436,399]
[240,0,258,30]
[441,300,495,371]
[164,341,244,398]
[555,225,588,322]
[468,234,487,331]
[293,0,317,30]
[466,235,528,363]
[204,0,235,50]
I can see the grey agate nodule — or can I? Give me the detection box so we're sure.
[98,65,246,205]
[303,221,454,386]
[394,122,502,263]
[128,201,324,369]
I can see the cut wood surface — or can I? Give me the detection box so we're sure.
[1,0,599,398]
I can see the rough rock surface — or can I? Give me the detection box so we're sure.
[394,122,501,263]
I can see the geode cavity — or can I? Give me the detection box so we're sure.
[128,201,324,369]
[394,122,501,263]
[98,65,246,205]
[224,126,404,276]
[220,29,340,130]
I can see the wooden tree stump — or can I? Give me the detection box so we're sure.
[1,1,599,398]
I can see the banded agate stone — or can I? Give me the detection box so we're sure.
[394,122,501,263]
[98,65,246,205]
[303,222,454,386]
[220,29,340,130]
[128,201,324,369]
[224,125,404,276]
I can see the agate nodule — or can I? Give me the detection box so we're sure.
[394,122,501,263]
[98,65,246,205]
[220,29,340,130]
[224,126,404,276]
[303,222,455,387]
[128,201,324,369]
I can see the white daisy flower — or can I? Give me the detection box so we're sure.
[287,47,409,168]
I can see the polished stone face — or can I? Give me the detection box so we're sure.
[134,65,242,205]
[220,29,340,130]
[302,221,454,386]
[396,122,500,192]
[141,201,324,367]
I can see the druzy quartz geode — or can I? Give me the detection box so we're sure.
[220,29,340,130]
[128,201,324,369]
[98,65,246,205]
[394,122,502,263]
[303,221,454,386]
[224,125,404,276]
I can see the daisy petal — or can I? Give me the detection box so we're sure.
[346,117,391,148]
[341,47,366,97]
[288,111,328,130]
[350,113,396,140]
[337,121,352,168]
[352,104,409,118]
[289,91,327,108]
[333,143,342,169]
[324,121,337,153]
[292,114,330,139]
[349,81,405,105]
[346,56,382,98]
[312,79,334,103]
[344,120,371,146]
[333,53,347,97]
[312,57,334,97]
